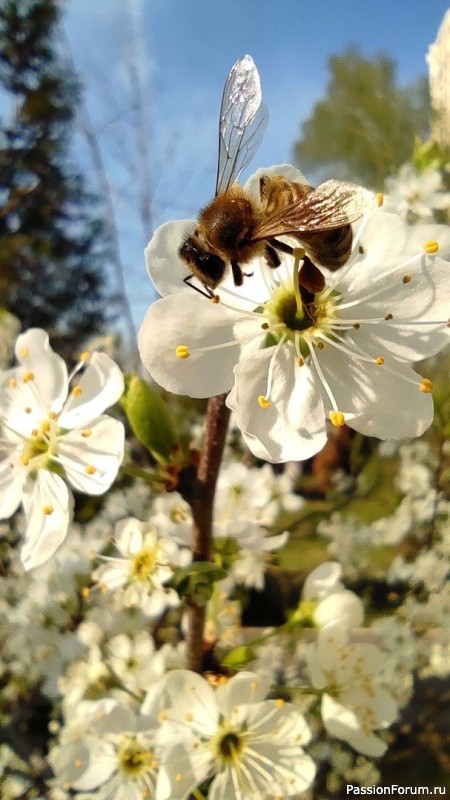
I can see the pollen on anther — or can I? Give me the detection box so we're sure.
[43,505,54,515]
[329,410,345,427]
[211,294,220,304]
[23,371,34,383]
[375,356,384,365]
[402,275,412,284]
[85,465,96,475]
[423,240,439,254]
[275,698,285,708]
[175,345,190,359]
[79,350,90,362]
[258,395,272,409]
[81,429,92,438]
[420,378,433,394]
[297,357,304,367]
[175,774,183,783]
[376,192,384,207]
[72,386,83,396]
[20,455,30,466]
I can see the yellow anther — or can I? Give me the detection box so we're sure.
[402,275,412,284]
[18,347,29,358]
[175,345,190,359]
[85,465,96,475]
[8,378,17,389]
[158,711,167,722]
[317,341,325,350]
[43,505,54,515]
[297,357,304,367]
[329,410,345,427]
[42,421,51,432]
[79,350,90,362]
[210,294,220,304]
[72,385,83,396]
[292,246,305,259]
[74,758,82,768]
[81,587,90,598]
[376,192,384,207]
[175,774,183,783]
[48,412,57,420]
[258,395,272,409]
[185,713,193,721]
[420,378,433,393]
[23,371,34,382]
[375,356,385,365]
[20,455,30,466]
[81,429,92,438]
[423,240,439,254]
[275,698,285,708]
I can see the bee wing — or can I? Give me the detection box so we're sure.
[216,55,269,195]
[253,180,374,240]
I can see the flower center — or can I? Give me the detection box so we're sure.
[117,736,156,778]
[130,546,158,581]
[20,418,58,470]
[213,726,245,764]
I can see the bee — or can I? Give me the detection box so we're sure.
[180,55,373,300]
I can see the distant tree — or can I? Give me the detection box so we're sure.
[293,48,431,189]
[0,0,110,357]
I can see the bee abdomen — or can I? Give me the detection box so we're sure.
[300,224,353,270]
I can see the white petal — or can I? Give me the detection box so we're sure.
[228,345,327,463]
[0,458,26,518]
[57,415,125,494]
[314,590,364,630]
[59,353,124,429]
[138,293,241,398]
[14,328,69,413]
[145,219,197,297]
[321,694,388,757]
[317,345,434,440]
[216,671,270,713]
[21,472,71,570]
[303,561,343,600]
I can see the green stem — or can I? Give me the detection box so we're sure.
[119,464,170,484]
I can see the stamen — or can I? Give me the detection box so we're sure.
[420,378,433,393]
[23,371,34,383]
[258,396,272,409]
[18,346,29,359]
[308,344,340,412]
[81,429,92,438]
[375,357,384,365]
[329,410,345,427]
[72,386,83,396]
[402,275,411,284]
[292,248,305,316]
[43,505,54,515]
[85,465,96,475]
[423,240,439,254]
[175,345,190,359]
[376,192,384,207]
[79,351,90,362]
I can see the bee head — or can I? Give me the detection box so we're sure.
[179,234,226,289]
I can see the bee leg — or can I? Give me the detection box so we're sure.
[269,238,294,256]
[231,261,244,286]
[298,256,325,293]
[264,244,281,268]
[183,274,216,299]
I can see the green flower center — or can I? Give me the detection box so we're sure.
[213,727,245,763]
[130,546,158,581]
[117,737,156,777]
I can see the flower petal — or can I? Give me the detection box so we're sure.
[57,415,125,494]
[138,293,241,398]
[13,328,69,414]
[21,472,71,570]
[0,457,26,519]
[228,346,327,463]
[59,353,124,429]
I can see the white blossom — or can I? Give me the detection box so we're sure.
[0,329,125,569]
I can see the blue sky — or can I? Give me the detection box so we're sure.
[63,0,449,334]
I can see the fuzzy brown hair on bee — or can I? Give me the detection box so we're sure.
[179,56,373,298]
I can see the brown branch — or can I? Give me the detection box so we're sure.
[182,394,231,673]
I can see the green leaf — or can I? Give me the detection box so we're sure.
[173,562,228,606]
[121,373,180,465]
[221,645,257,669]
